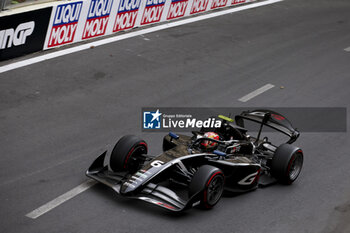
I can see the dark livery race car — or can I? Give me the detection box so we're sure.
[86,110,303,211]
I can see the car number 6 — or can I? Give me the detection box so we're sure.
[151,160,165,167]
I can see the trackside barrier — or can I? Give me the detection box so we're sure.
[0,0,254,61]
[0,7,52,60]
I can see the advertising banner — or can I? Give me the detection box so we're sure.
[82,0,115,39]
[0,0,258,59]
[0,7,52,61]
[45,1,84,48]
[113,0,142,32]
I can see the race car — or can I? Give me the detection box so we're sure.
[86,109,303,211]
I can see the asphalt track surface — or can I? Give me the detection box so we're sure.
[1,0,350,232]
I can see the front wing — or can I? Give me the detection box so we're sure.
[86,152,197,211]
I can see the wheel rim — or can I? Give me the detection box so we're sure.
[206,175,224,205]
[288,153,303,180]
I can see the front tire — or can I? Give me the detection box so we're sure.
[271,144,303,184]
[189,165,225,209]
[109,135,147,173]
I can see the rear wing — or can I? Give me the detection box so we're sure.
[235,109,300,144]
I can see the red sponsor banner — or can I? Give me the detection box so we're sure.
[232,0,246,5]
[83,16,110,39]
[114,10,139,32]
[113,0,141,32]
[47,2,83,48]
[82,0,114,39]
[167,0,189,20]
[190,0,209,14]
[211,0,228,9]
[141,0,166,25]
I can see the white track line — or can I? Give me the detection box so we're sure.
[238,83,275,102]
[344,47,350,52]
[26,180,96,219]
[0,0,283,74]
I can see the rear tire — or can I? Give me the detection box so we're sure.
[189,165,225,209]
[271,144,303,184]
[110,135,147,173]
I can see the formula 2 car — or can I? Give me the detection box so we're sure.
[86,109,303,211]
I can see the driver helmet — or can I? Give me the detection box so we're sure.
[201,132,219,149]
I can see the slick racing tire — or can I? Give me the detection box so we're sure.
[271,144,303,184]
[189,165,225,209]
[110,135,148,173]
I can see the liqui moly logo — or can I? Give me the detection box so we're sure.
[232,0,246,5]
[113,0,141,32]
[82,0,114,39]
[48,2,83,48]
[167,0,189,20]
[211,0,228,9]
[190,0,209,14]
[141,0,166,25]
